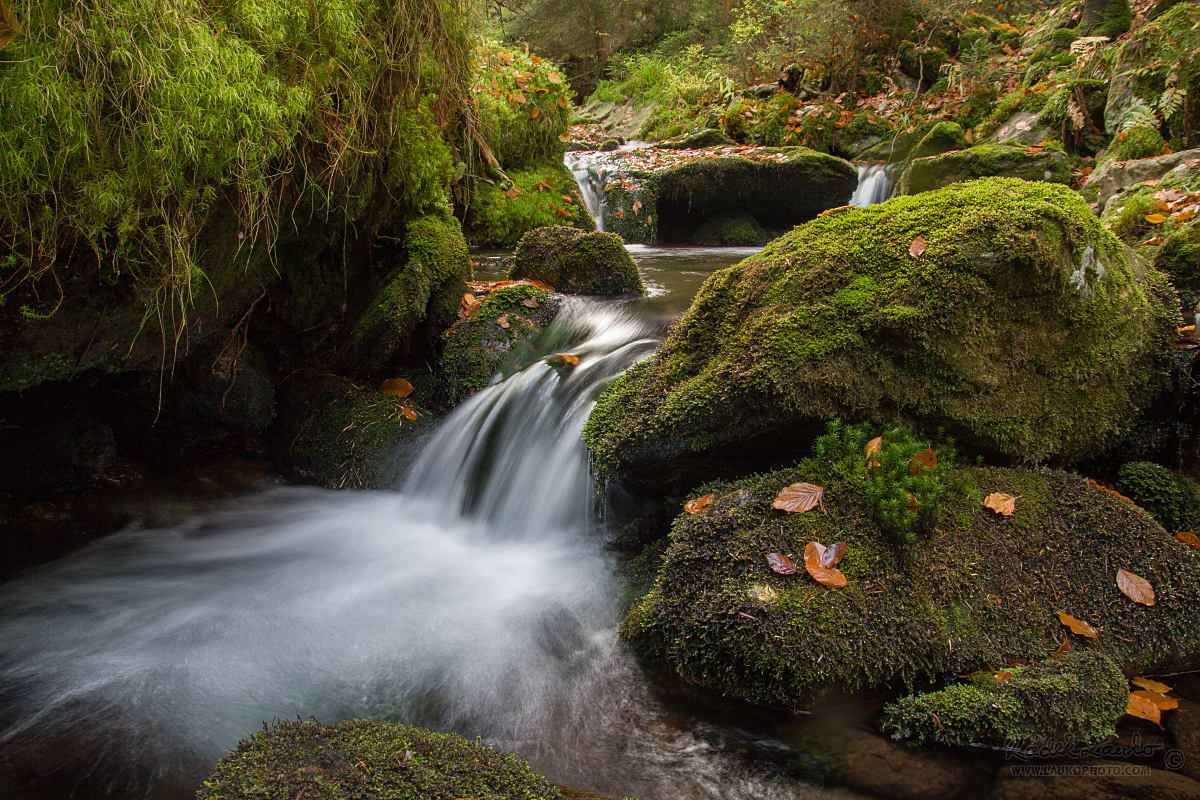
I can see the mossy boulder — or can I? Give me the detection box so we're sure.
[290,377,438,489]
[509,227,645,295]
[199,719,561,800]
[656,129,734,149]
[352,214,473,372]
[584,179,1178,496]
[1082,149,1200,212]
[880,651,1128,747]
[1155,221,1200,309]
[1100,162,1200,243]
[1104,4,1200,140]
[691,212,769,246]
[898,145,1071,195]
[1099,126,1170,169]
[907,122,968,162]
[622,463,1200,711]
[441,283,562,405]
[1117,461,1200,533]
[466,164,595,248]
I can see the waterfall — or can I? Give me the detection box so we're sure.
[849,162,896,207]
[0,299,835,800]
[565,152,608,231]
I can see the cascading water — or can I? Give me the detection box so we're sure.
[564,142,654,232]
[848,163,896,207]
[0,299,842,800]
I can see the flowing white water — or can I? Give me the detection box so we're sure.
[849,163,896,207]
[564,142,654,232]
[0,300,842,800]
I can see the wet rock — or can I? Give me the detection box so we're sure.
[982,110,1056,147]
[1083,150,1200,215]
[599,138,621,152]
[1100,162,1200,243]
[1166,698,1200,782]
[835,728,990,800]
[899,144,1071,196]
[986,761,1200,799]
[0,409,116,495]
[655,129,734,149]
[510,226,645,295]
[690,211,769,246]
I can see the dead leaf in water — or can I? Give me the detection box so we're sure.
[551,353,579,366]
[773,482,826,514]
[1117,568,1156,606]
[1133,689,1178,711]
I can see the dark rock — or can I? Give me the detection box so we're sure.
[899,144,1072,195]
[835,728,991,800]
[1166,698,1200,782]
[0,409,115,495]
[690,212,769,246]
[510,226,645,295]
[986,761,1200,799]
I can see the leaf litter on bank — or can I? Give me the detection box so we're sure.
[773,482,826,514]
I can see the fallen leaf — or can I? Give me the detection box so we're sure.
[502,186,522,199]
[1134,690,1179,711]
[906,492,918,514]
[1145,213,1169,224]
[1145,179,1161,187]
[399,405,419,420]
[804,540,847,568]
[548,73,563,84]
[0,0,20,50]
[908,448,936,476]
[513,92,527,104]
[685,494,714,514]
[552,353,579,366]
[1177,530,1200,548]
[806,563,848,588]
[767,552,800,575]
[531,107,541,120]
[773,482,826,514]
[996,670,1013,681]
[1058,611,1099,638]
[984,492,1017,516]
[1127,692,1163,726]
[379,378,414,397]
[497,314,510,329]
[461,293,476,308]
[865,436,883,468]
[1179,325,1196,334]
[1052,637,1071,659]
[633,199,643,213]
[1117,568,1156,606]
[909,236,927,258]
[1187,159,1200,168]
[1133,677,1174,694]
[522,297,539,308]
[1087,478,1135,504]
[964,129,974,144]
[558,132,571,142]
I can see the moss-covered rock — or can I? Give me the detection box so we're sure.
[622,462,1200,711]
[441,284,562,405]
[1037,79,1109,155]
[1117,461,1200,533]
[1083,149,1200,212]
[199,719,561,800]
[899,144,1071,195]
[1104,4,1200,140]
[1155,221,1200,309]
[1100,162,1200,243]
[656,129,734,149]
[690,212,769,246]
[510,227,645,295]
[1099,126,1170,169]
[467,164,596,248]
[880,651,1128,747]
[584,179,1178,496]
[290,377,438,489]
[352,215,473,372]
[907,122,968,162]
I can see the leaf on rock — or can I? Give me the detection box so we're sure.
[766,552,799,575]
[1127,692,1163,726]
[399,405,419,421]
[379,378,414,397]
[1177,531,1200,549]
[1144,213,1168,224]
[908,448,936,476]
[526,279,555,292]
[497,314,510,329]
[1058,611,1099,638]
[1051,637,1071,659]
[552,353,579,366]
[523,297,539,308]
[1133,689,1179,711]
[865,436,883,468]
[773,482,826,514]
[1133,677,1174,694]
[1117,568,1156,606]
[909,236,927,258]
[462,292,476,308]
[984,492,1017,516]
[685,494,714,514]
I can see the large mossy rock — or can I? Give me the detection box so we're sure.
[584,179,1178,496]
[1100,162,1200,243]
[510,226,645,295]
[1082,148,1200,212]
[199,719,561,800]
[1104,4,1200,140]
[623,463,1200,711]
[906,122,968,162]
[898,145,1071,195]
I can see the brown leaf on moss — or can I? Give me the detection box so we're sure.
[1051,637,1071,659]
[909,236,927,258]
[1058,611,1099,639]
[1177,531,1200,549]
[908,448,936,476]
[548,73,563,84]
[1127,692,1163,726]
[497,314,510,329]
[984,492,1017,515]
[685,494,714,514]
[865,436,882,469]
[522,297,539,308]
[773,482,826,514]
[804,540,847,568]
[905,492,918,514]
[379,378,414,397]
[398,405,419,421]
[766,552,799,575]
[0,0,18,50]
[806,564,848,588]
[1117,568,1156,606]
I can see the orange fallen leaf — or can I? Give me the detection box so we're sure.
[766,552,800,575]
[1133,689,1179,711]
[632,199,643,213]
[1087,477,1135,504]
[964,129,974,144]
[685,494,714,514]
[1144,213,1169,224]
[398,405,419,421]
[512,92,527,104]
[1187,159,1200,168]
[995,670,1013,681]
[908,448,936,476]
[905,492,918,514]
[806,564,848,588]
[523,297,539,308]
[548,73,563,84]
[1052,637,1071,659]
[379,378,414,397]
[984,492,1017,516]
[557,132,571,142]
[1133,677,1174,694]
[526,279,555,292]
[1117,568,1156,606]
[531,107,541,119]
[552,353,579,366]
[865,436,883,468]
[462,292,475,308]
[1177,531,1200,548]
[909,237,927,258]
[502,186,522,199]
[1058,611,1099,638]
[773,482,826,514]
[1127,692,1163,726]
[497,314,510,329]
[804,540,847,569]
[1144,179,1161,187]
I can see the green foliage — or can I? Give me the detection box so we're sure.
[199,718,562,799]
[467,164,593,247]
[475,41,573,170]
[1113,3,1200,144]
[1102,125,1169,166]
[1116,461,1200,534]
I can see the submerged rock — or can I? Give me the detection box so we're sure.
[622,463,1200,713]
[585,179,1177,496]
[199,719,562,800]
[898,144,1070,195]
[510,226,645,295]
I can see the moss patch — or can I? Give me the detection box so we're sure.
[1117,461,1200,533]
[584,178,1178,496]
[898,144,1071,195]
[467,164,595,248]
[510,227,645,295]
[199,719,561,800]
[907,122,967,162]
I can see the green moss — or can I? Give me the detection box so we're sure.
[908,122,967,161]
[657,129,733,149]
[476,41,573,171]
[977,89,1052,140]
[352,214,472,370]
[604,171,658,245]
[622,463,1200,710]
[1101,167,1200,243]
[510,227,645,295]
[899,144,1071,195]
[584,179,1178,496]
[199,719,561,800]
[880,651,1128,747]
[440,284,561,404]
[467,164,595,247]
[1101,126,1170,167]
[1117,461,1200,533]
[1086,0,1133,39]
[690,212,768,246]
[1154,222,1200,302]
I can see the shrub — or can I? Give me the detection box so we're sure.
[475,41,573,171]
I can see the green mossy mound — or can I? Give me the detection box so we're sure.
[1155,222,1200,307]
[907,122,968,162]
[199,719,560,800]
[352,215,472,371]
[623,463,1200,711]
[656,129,734,149]
[476,43,573,172]
[467,164,595,248]
[1117,461,1200,534]
[441,284,562,404]
[584,179,1177,496]
[291,378,437,490]
[1100,127,1170,169]
[691,212,769,246]
[881,651,1128,747]
[510,227,645,295]
[898,145,1071,195]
